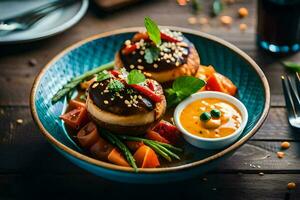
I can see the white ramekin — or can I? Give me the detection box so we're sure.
[174,91,248,150]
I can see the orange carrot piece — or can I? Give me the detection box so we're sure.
[145,130,170,144]
[108,148,130,167]
[142,146,160,168]
[133,145,160,168]
[126,141,144,152]
[133,145,147,167]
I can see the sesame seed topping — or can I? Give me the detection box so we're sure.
[92,83,99,88]
[137,65,144,70]
[130,65,135,69]
[153,63,158,68]
[138,59,142,63]
[124,100,130,104]
[125,40,131,45]
[140,51,144,55]
[104,100,109,104]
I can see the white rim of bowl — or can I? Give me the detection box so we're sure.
[174,91,248,142]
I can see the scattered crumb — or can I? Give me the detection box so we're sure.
[224,0,235,4]
[199,17,208,25]
[202,177,208,181]
[281,141,290,149]
[212,188,217,191]
[28,58,37,67]
[239,23,247,32]
[277,151,285,158]
[188,16,197,25]
[238,7,249,18]
[259,172,264,176]
[16,119,23,124]
[220,16,233,26]
[287,182,296,190]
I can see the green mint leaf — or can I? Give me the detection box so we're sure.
[108,80,124,92]
[127,69,146,84]
[97,71,111,81]
[282,61,300,72]
[173,76,206,96]
[165,76,206,107]
[144,47,160,64]
[144,17,161,46]
[212,0,224,17]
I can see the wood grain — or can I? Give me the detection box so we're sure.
[0,174,299,200]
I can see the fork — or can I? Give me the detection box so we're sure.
[281,73,300,129]
[0,0,76,35]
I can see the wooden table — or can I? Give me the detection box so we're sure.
[0,0,299,199]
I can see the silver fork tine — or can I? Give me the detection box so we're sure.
[296,72,300,95]
[288,75,300,115]
[282,76,298,118]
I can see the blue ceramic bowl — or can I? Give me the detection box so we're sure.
[30,27,270,183]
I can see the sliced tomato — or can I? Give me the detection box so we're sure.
[122,44,137,55]
[195,65,216,81]
[146,130,170,144]
[90,136,114,161]
[69,99,86,109]
[152,121,182,145]
[60,107,88,129]
[130,84,162,103]
[206,73,237,96]
[77,122,99,148]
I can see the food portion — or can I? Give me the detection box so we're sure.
[180,98,242,138]
[86,69,166,135]
[195,65,237,96]
[115,17,200,83]
[51,17,241,170]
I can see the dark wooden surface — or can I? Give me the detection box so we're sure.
[0,0,300,199]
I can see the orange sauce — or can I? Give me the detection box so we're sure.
[180,98,242,138]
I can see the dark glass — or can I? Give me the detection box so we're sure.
[257,0,300,53]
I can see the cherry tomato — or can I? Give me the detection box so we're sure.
[60,107,88,129]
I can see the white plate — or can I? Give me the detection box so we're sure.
[0,0,88,44]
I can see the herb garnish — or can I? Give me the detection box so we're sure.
[144,16,161,46]
[97,70,111,82]
[51,61,114,104]
[282,61,300,72]
[108,79,124,92]
[212,0,224,16]
[127,69,146,84]
[144,46,160,64]
[165,76,206,108]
